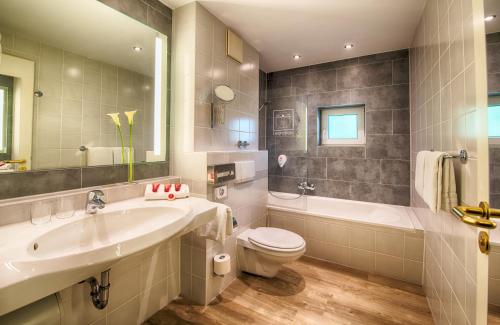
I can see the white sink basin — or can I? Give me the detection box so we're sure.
[0,197,219,316]
[29,207,186,259]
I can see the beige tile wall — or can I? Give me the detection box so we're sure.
[59,238,180,325]
[193,3,259,151]
[0,27,154,169]
[171,2,266,306]
[410,0,488,324]
[179,151,268,305]
[268,209,424,285]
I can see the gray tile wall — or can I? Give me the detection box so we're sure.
[487,32,500,208]
[264,50,411,206]
[98,0,172,37]
[0,161,169,200]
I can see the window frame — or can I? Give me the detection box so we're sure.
[319,105,366,146]
[0,75,14,160]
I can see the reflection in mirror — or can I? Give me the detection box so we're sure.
[486,0,500,321]
[0,0,168,172]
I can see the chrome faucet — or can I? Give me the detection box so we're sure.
[298,181,315,192]
[85,190,106,214]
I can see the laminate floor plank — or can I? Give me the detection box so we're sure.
[145,257,433,325]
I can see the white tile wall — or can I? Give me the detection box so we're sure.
[268,209,424,285]
[410,0,488,324]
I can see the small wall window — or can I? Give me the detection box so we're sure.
[320,105,365,145]
[489,105,500,138]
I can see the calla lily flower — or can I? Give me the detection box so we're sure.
[107,113,121,127]
[125,110,137,126]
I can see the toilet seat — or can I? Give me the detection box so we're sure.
[247,227,305,252]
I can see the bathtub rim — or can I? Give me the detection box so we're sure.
[267,192,423,233]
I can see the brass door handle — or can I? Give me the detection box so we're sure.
[452,201,500,229]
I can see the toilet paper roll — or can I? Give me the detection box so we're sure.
[213,254,231,276]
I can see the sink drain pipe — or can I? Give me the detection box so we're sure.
[85,269,110,309]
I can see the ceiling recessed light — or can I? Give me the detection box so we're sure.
[293,54,301,60]
[132,46,143,52]
[344,43,354,49]
[485,15,496,22]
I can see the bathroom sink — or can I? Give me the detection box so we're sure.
[28,207,186,259]
[0,196,219,316]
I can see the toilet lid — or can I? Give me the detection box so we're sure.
[248,227,305,250]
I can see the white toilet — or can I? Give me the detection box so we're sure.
[237,227,306,278]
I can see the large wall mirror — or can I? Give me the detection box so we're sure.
[0,0,168,173]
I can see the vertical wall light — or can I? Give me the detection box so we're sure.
[153,36,163,155]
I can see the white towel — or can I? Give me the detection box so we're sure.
[112,147,133,164]
[415,151,427,196]
[87,147,113,166]
[422,151,444,212]
[196,204,233,244]
[441,158,458,212]
[415,151,457,213]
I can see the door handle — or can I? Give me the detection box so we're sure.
[451,201,500,229]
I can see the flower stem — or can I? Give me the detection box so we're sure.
[117,125,125,164]
[128,124,134,182]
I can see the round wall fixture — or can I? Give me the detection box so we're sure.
[214,85,235,102]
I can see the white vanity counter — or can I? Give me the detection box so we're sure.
[0,196,219,315]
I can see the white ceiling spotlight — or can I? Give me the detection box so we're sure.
[485,15,497,22]
[293,54,302,60]
[344,43,354,49]
[132,46,143,52]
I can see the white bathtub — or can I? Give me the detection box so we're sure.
[268,192,422,231]
[267,192,424,285]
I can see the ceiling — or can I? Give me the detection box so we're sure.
[0,0,158,76]
[161,0,426,72]
[485,0,500,34]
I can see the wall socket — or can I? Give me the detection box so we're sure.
[214,185,228,200]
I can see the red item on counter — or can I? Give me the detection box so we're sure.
[152,183,160,192]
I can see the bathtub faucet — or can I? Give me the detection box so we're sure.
[298,181,315,192]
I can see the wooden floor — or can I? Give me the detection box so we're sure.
[145,257,433,325]
[489,305,500,324]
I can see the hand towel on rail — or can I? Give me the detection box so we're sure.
[415,151,456,213]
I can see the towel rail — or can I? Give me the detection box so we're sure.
[442,149,468,163]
